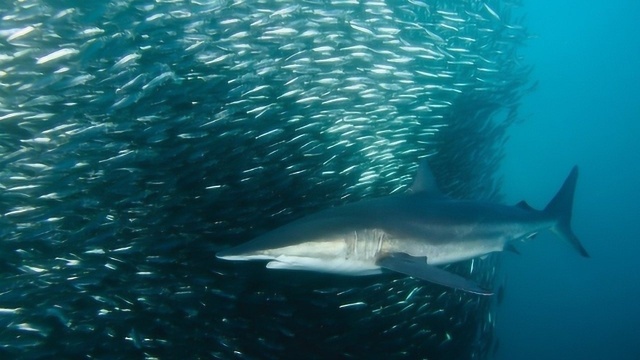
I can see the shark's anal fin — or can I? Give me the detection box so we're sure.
[504,243,521,255]
[376,252,493,296]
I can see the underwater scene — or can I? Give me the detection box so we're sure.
[0,0,637,359]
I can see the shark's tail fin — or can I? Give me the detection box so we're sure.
[544,166,590,257]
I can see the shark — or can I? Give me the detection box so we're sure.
[216,161,589,295]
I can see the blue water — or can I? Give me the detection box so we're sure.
[496,1,640,359]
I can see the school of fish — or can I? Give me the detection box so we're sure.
[0,0,529,358]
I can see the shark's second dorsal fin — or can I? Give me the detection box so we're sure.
[515,200,535,211]
[408,159,442,196]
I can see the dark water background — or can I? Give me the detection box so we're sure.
[495,1,640,359]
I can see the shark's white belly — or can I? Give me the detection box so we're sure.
[266,255,382,275]
[219,229,505,275]
[402,240,504,266]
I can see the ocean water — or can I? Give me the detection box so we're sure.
[496,1,640,360]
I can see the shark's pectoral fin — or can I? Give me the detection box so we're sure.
[375,252,493,296]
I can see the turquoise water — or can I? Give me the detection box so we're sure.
[496,1,640,359]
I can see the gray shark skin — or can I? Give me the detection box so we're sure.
[217,161,589,295]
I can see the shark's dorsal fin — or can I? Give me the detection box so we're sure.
[408,159,442,196]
